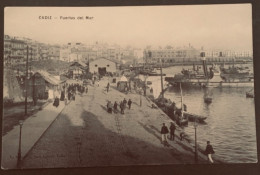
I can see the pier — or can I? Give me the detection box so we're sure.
[2,76,223,169]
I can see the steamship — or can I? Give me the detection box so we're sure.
[165,56,254,88]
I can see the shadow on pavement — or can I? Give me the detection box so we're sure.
[21,108,211,169]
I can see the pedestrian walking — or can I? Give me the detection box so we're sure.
[123,98,127,106]
[169,122,176,140]
[160,123,169,146]
[97,80,100,87]
[205,141,215,163]
[120,101,124,114]
[107,82,110,93]
[53,96,60,107]
[113,101,118,113]
[68,91,71,100]
[107,101,113,113]
[128,99,132,109]
[73,92,76,101]
[124,84,128,92]
[150,87,153,93]
[180,132,184,141]
[129,81,131,91]
[85,86,88,94]
[60,91,65,101]
[33,95,38,106]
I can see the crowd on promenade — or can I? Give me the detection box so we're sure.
[51,73,216,164]
[106,98,132,114]
[52,82,89,107]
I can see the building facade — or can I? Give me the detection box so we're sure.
[144,45,253,64]
[143,46,200,64]
[89,58,118,75]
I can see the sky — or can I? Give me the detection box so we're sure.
[4,5,252,51]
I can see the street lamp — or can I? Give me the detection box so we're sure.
[194,117,198,163]
[17,45,29,168]
[17,120,23,168]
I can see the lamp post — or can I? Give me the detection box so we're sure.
[194,117,198,163]
[17,45,29,168]
[17,120,23,168]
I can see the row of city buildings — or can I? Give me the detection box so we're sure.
[4,35,60,65]
[4,35,143,66]
[143,44,253,64]
[4,35,253,66]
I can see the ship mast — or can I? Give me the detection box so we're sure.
[160,58,164,98]
[180,82,183,117]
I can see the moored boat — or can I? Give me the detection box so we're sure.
[140,69,166,76]
[165,64,254,88]
[183,111,207,123]
[204,96,212,103]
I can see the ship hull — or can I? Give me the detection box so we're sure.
[168,81,254,88]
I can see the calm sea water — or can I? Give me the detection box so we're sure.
[151,64,257,163]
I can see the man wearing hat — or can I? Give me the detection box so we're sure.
[169,122,176,141]
[205,141,215,163]
[160,123,169,146]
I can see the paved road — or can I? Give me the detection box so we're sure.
[22,81,207,168]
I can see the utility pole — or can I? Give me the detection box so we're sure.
[29,47,32,75]
[138,74,142,106]
[25,45,29,116]
[194,116,198,163]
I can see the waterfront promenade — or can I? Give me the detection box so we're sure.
[1,101,66,169]
[16,78,216,168]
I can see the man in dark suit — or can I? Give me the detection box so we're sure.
[205,141,215,163]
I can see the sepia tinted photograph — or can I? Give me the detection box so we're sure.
[2,4,257,169]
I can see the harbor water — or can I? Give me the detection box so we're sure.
[148,64,257,163]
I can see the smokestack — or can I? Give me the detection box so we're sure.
[200,52,208,77]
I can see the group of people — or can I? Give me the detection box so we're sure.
[160,122,176,146]
[160,122,215,163]
[107,98,132,114]
[52,83,89,108]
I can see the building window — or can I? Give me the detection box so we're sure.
[107,64,110,67]
[95,64,97,67]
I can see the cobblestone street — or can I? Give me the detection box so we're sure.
[22,80,208,168]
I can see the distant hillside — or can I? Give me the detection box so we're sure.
[12,60,71,74]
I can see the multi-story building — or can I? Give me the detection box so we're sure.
[205,50,253,62]
[143,45,200,64]
[144,44,253,64]
[48,45,60,60]
[59,47,71,62]
[38,43,49,60]
[4,35,12,65]
[9,37,26,65]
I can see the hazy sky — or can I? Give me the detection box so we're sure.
[5,5,252,50]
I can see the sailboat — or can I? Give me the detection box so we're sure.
[180,83,207,123]
[175,83,189,126]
